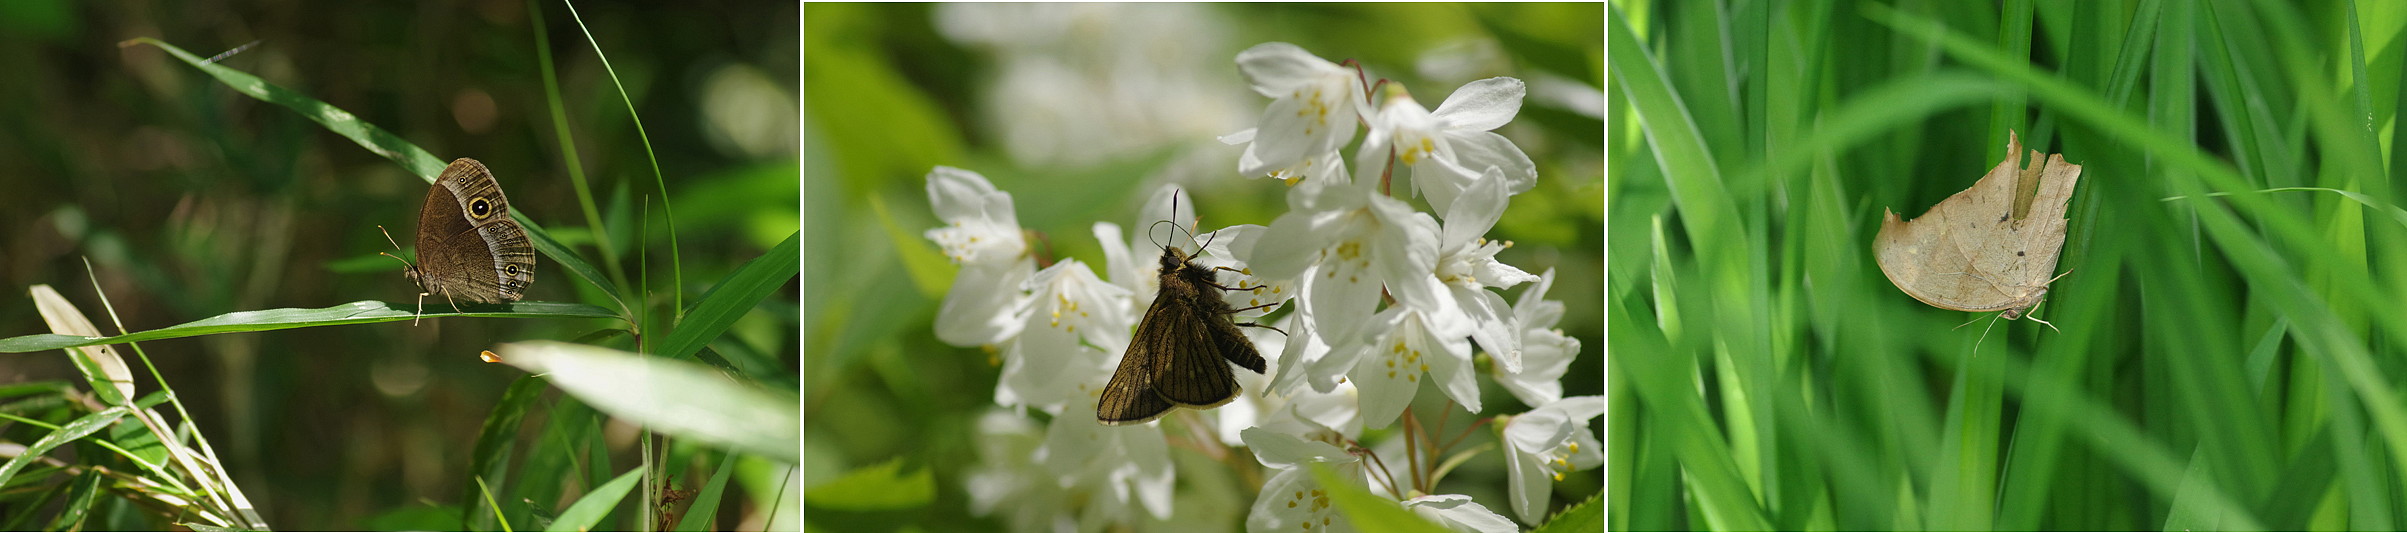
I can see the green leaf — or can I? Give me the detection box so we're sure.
[107,413,168,468]
[126,37,629,316]
[548,467,644,532]
[464,375,551,530]
[496,341,799,464]
[121,38,444,177]
[0,406,129,488]
[1307,464,1449,533]
[802,458,933,512]
[659,231,798,363]
[0,301,622,353]
[1532,491,1601,533]
[674,452,742,531]
[44,471,103,531]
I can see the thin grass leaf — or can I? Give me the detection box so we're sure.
[658,231,798,363]
[672,452,740,531]
[125,37,631,318]
[119,38,445,177]
[549,467,644,532]
[0,406,130,488]
[527,0,629,291]
[558,0,684,317]
[465,375,551,531]
[28,285,134,405]
[44,471,104,531]
[519,216,632,316]
[496,341,799,464]
[0,301,620,353]
[476,476,515,533]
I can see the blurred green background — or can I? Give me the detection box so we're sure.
[0,0,796,528]
[1612,0,2407,530]
[804,3,1603,531]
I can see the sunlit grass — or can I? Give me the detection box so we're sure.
[1611,1,2407,530]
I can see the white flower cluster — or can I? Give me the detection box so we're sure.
[931,42,1596,532]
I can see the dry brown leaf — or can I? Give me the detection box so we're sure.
[1876,131,2083,322]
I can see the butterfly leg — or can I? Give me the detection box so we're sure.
[413,292,428,327]
[443,293,463,315]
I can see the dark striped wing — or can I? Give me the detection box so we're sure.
[1145,290,1241,408]
[1097,298,1177,425]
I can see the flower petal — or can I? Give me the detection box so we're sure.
[1441,169,1510,245]
[1242,426,1353,468]
[1446,131,1538,196]
[1504,442,1551,524]
[1415,311,1481,413]
[1404,494,1519,533]
[1455,285,1522,373]
[1236,42,1339,96]
[1431,77,1525,132]
[934,258,1033,347]
[926,166,1003,221]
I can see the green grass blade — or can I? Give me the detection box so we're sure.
[496,341,799,464]
[548,467,645,532]
[475,476,515,532]
[519,216,633,316]
[659,231,798,364]
[558,0,683,318]
[673,452,741,531]
[465,375,551,530]
[43,471,104,531]
[127,37,631,319]
[526,0,629,291]
[0,301,623,353]
[0,406,130,488]
[120,38,444,178]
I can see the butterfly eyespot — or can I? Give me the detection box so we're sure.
[470,197,493,218]
[505,264,519,276]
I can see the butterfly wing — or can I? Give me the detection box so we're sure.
[1146,287,1241,408]
[421,159,537,303]
[1098,328,1174,425]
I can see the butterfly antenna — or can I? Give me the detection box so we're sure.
[375,225,414,269]
[1148,220,1178,251]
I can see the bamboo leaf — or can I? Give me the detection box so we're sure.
[0,301,622,353]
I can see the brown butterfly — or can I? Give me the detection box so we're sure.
[1096,222,1279,425]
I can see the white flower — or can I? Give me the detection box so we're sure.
[963,411,1078,533]
[1220,130,1352,187]
[1502,395,1605,524]
[1326,306,1479,429]
[1493,268,1578,406]
[1402,494,1518,533]
[1040,398,1177,522]
[996,259,1131,412]
[1243,427,1364,533]
[1355,77,1535,214]
[925,166,1036,348]
[1434,171,1539,372]
[1248,178,1452,346]
[1229,43,1366,180]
